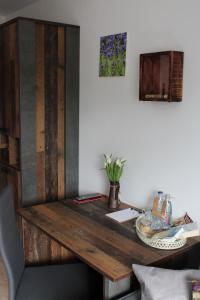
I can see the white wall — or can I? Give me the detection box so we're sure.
[7,0,200,223]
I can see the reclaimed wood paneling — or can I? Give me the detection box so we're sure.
[57,26,65,200]
[18,20,37,206]
[0,18,80,266]
[0,134,8,150]
[65,26,80,197]
[22,218,76,265]
[22,218,51,265]
[3,22,20,137]
[8,136,18,165]
[36,24,46,203]
[44,25,58,202]
[7,169,21,210]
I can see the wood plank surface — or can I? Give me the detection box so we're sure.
[3,22,19,137]
[57,26,65,200]
[0,133,8,149]
[18,198,200,281]
[0,18,80,266]
[8,136,18,165]
[44,25,58,202]
[22,217,76,265]
[36,23,46,203]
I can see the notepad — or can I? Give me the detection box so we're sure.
[106,208,140,223]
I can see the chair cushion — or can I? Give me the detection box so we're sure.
[16,263,90,300]
[132,264,200,300]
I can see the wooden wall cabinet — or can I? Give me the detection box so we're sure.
[139,51,184,102]
[0,17,79,264]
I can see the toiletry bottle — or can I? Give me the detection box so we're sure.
[165,194,172,225]
[157,191,164,212]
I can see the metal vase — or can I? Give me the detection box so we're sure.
[108,181,120,209]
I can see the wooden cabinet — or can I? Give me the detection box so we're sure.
[0,17,79,264]
[139,51,184,102]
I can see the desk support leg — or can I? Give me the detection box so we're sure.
[103,276,131,300]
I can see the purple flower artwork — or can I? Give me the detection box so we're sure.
[99,32,127,77]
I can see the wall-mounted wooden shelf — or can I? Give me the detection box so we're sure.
[139,51,184,102]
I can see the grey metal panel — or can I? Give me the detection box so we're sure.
[103,276,131,300]
[18,20,37,206]
[117,290,141,300]
[65,26,80,197]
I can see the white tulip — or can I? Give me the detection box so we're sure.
[120,158,126,164]
[116,159,122,167]
[106,157,112,164]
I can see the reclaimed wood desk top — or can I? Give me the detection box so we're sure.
[18,198,200,281]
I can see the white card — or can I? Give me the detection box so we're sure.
[106,208,140,223]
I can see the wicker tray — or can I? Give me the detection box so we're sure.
[136,215,187,250]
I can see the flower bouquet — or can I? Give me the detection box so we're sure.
[103,154,126,209]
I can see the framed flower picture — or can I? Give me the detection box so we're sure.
[99,32,127,77]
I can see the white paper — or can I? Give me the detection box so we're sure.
[106,208,140,223]
[178,222,200,238]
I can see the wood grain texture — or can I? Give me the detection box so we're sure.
[36,23,46,203]
[3,22,20,137]
[7,169,21,210]
[1,18,80,206]
[0,133,8,149]
[44,25,58,202]
[0,18,80,266]
[170,51,184,101]
[8,136,18,165]
[0,21,21,212]
[57,26,65,200]
[22,218,76,265]
[18,198,200,282]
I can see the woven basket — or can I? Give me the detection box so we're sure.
[136,215,186,250]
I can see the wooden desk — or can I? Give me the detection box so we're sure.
[18,198,200,299]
